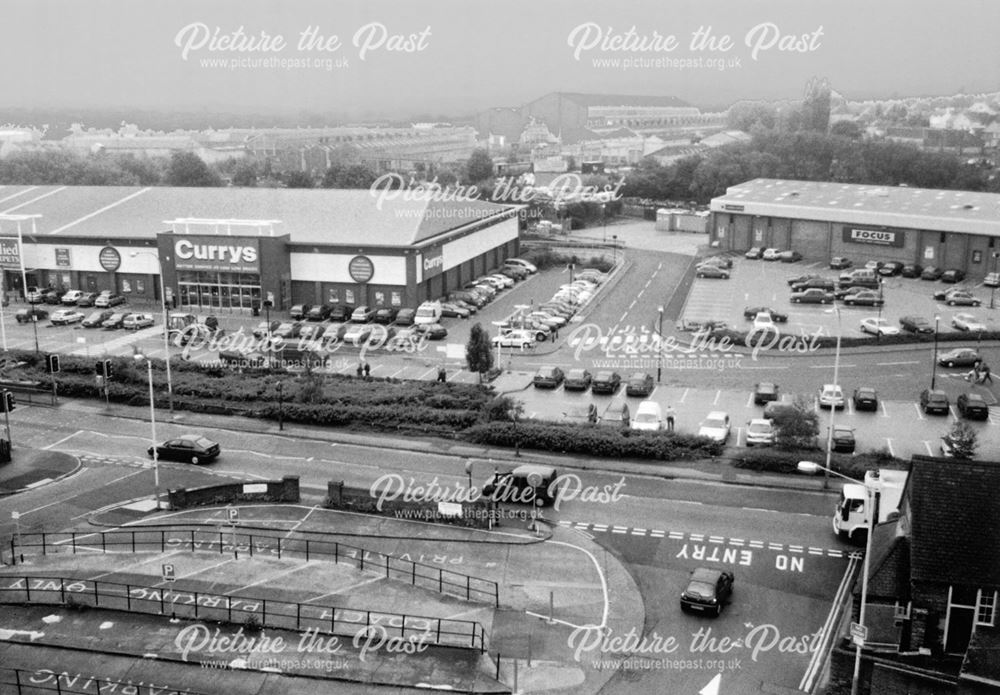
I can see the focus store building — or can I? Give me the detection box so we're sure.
[0,186,519,310]
[709,179,1000,278]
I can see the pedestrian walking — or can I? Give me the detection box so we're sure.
[363,361,371,378]
[664,404,676,432]
[356,361,364,377]
[984,364,993,384]
[437,365,447,383]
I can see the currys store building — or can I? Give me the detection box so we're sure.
[0,186,520,311]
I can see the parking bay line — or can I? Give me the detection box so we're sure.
[876,360,919,366]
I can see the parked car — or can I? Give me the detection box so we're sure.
[941,269,966,283]
[834,285,871,300]
[94,293,126,307]
[560,404,600,425]
[563,368,593,391]
[342,323,374,344]
[440,302,471,319]
[745,247,764,259]
[921,266,944,281]
[860,318,899,336]
[786,273,823,287]
[853,387,879,411]
[878,261,904,276]
[864,260,884,272]
[829,256,852,270]
[818,384,845,409]
[680,568,734,617]
[503,258,538,274]
[939,291,981,307]
[957,392,990,420]
[700,255,733,269]
[394,308,416,326]
[101,312,127,329]
[830,425,856,453]
[631,400,664,431]
[487,273,515,288]
[695,264,730,279]
[148,434,221,464]
[40,289,62,305]
[306,304,333,321]
[289,304,312,320]
[500,265,528,281]
[15,307,47,323]
[82,310,114,328]
[252,320,281,338]
[123,313,155,329]
[76,292,100,307]
[625,372,655,397]
[952,313,987,332]
[752,312,777,333]
[790,278,836,293]
[482,464,556,506]
[901,264,924,278]
[899,315,934,333]
[843,290,884,307]
[533,366,565,388]
[415,323,448,340]
[373,307,399,324]
[697,412,731,443]
[60,290,85,305]
[791,288,834,304]
[938,348,981,368]
[919,389,950,415]
[328,305,354,322]
[743,306,788,322]
[762,248,781,261]
[591,371,622,394]
[599,401,631,428]
[50,309,85,325]
[273,322,302,339]
[778,250,802,263]
[349,306,376,323]
[985,272,1000,288]
[753,382,779,405]
[745,418,775,446]
[493,329,536,349]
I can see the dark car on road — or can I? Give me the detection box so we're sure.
[790,288,834,304]
[745,247,763,259]
[941,269,966,283]
[15,307,49,323]
[842,289,884,306]
[938,348,980,368]
[899,315,934,333]
[533,366,565,389]
[901,264,924,278]
[743,306,788,322]
[853,387,879,411]
[148,433,221,465]
[878,261,904,276]
[482,464,558,506]
[831,425,856,453]
[563,368,593,391]
[830,256,852,270]
[957,393,990,420]
[625,372,655,397]
[919,389,951,415]
[101,312,127,329]
[680,567,734,617]
[753,382,780,405]
[82,310,114,328]
[921,266,944,281]
[591,371,622,394]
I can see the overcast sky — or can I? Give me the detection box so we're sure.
[4,0,999,120]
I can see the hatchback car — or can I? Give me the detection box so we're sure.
[631,401,664,431]
[561,404,600,425]
[350,306,377,323]
[829,256,852,270]
[952,313,987,332]
[148,434,221,464]
[394,308,416,326]
[842,290,884,306]
[289,304,312,320]
[743,306,788,322]
[94,293,126,307]
[745,418,775,446]
[860,318,899,336]
[941,269,966,283]
[440,302,471,319]
[82,310,114,328]
[50,309,85,326]
[985,272,1000,288]
[901,264,924,278]
[60,290,85,305]
[372,307,399,324]
[919,389,950,415]
[306,304,333,321]
[935,289,980,306]
[415,323,448,340]
[778,250,802,263]
[342,323,374,344]
[76,292,100,307]
[493,329,536,349]
[853,387,879,411]
[101,312,127,329]
[328,305,354,322]
[123,313,154,329]
[744,247,763,259]
[753,382,779,405]
[695,264,730,279]
[762,248,781,261]
[680,568,734,617]
[591,371,622,394]
[791,288,834,304]
[563,368,593,391]
[938,348,981,368]
[830,425,856,453]
[625,372,655,397]
[697,412,731,443]
[599,401,631,429]
[818,384,845,409]
[921,266,944,281]
[878,261,904,276]
[957,392,989,420]
[533,366,565,388]
[899,315,934,333]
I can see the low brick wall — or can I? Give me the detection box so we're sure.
[324,480,498,529]
[168,476,299,509]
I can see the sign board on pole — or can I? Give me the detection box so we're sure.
[226,506,239,526]
[162,563,176,582]
[850,622,868,646]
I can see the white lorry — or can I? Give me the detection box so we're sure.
[833,469,908,542]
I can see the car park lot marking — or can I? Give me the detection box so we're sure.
[559,521,847,558]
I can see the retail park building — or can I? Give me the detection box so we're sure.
[709,179,1000,278]
[0,186,519,311]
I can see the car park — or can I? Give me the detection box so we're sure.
[791,288,834,304]
[743,306,788,322]
[695,263,731,279]
[762,248,781,260]
[394,308,416,326]
[899,315,934,333]
[563,368,593,391]
[901,264,924,278]
[919,389,950,415]
[842,289,884,306]
[82,310,114,328]
[831,425,856,453]
[101,312,127,329]
[697,412,731,443]
[860,318,899,336]
[853,387,879,411]
[878,261,904,276]
[123,313,154,329]
[680,568,734,617]
[818,384,845,409]
[60,290,84,305]
[778,250,802,262]
[957,392,990,420]
[937,348,980,368]
[631,400,664,431]
[985,272,1000,288]
[830,256,852,270]
[50,309,85,325]
[373,307,399,324]
[591,371,622,394]
[306,304,333,321]
[482,464,556,506]
[952,313,987,332]
[745,418,775,446]
[599,401,630,428]
[148,433,221,464]
[941,269,966,283]
[533,366,565,388]
[745,247,763,259]
[415,323,448,340]
[289,304,312,320]
[921,266,944,281]
[625,372,655,397]
[753,382,779,405]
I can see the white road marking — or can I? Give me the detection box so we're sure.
[42,430,85,450]
[886,438,895,458]
[876,361,919,366]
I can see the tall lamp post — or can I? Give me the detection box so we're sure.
[823,306,843,490]
[601,203,607,244]
[656,305,664,383]
[991,253,999,309]
[612,234,619,266]
[31,314,39,355]
[131,251,174,414]
[134,354,161,510]
[797,461,881,695]
[931,314,940,390]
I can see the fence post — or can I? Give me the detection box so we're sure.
[334,542,338,565]
[160,586,164,615]
[360,550,364,572]
[436,619,442,645]
[385,555,390,579]
[439,570,443,594]
[71,532,76,555]
[101,533,106,554]
[9,538,14,565]
[131,532,135,554]
[412,562,416,586]
[400,613,407,639]
[42,532,46,556]
[25,576,30,602]
[60,577,65,604]
[93,580,98,607]
[296,602,301,631]
[495,583,499,608]
[249,534,254,558]
[305,539,309,562]
[261,599,266,628]
[466,575,471,601]
[227,595,232,623]
[219,531,223,554]
[331,607,336,634]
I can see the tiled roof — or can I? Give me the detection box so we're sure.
[907,457,1000,587]
[861,521,911,601]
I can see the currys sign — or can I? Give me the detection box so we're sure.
[420,246,444,279]
[843,227,903,247]
[174,236,260,272]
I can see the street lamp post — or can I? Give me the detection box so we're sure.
[875,279,884,344]
[612,235,618,266]
[31,314,39,355]
[656,306,664,383]
[131,251,174,414]
[135,354,161,510]
[601,204,607,244]
[823,306,843,490]
[992,253,999,310]
[931,315,940,390]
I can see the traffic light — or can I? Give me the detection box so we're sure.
[95,359,113,378]
[2,390,14,412]
[46,354,60,373]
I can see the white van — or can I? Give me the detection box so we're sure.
[631,401,664,431]
[414,301,443,325]
[503,258,538,274]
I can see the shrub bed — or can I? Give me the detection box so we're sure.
[731,448,906,479]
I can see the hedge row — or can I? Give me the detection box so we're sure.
[464,421,724,461]
[731,448,904,479]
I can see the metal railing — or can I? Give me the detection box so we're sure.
[10,526,500,607]
[0,575,488,652]
[0,667,208,695]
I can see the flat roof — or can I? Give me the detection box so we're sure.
[0,185,515,248]
[710,178,1000,236]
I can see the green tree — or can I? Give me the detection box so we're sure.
[945,421,978,459]
[464,148,494,183]
[284,171,314,188]
[231,161,258,187]
[166,151,223,187]
[829,120,863,140]
[465,323,494,382]
[771,396,820,450]
[320,162,378,188]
